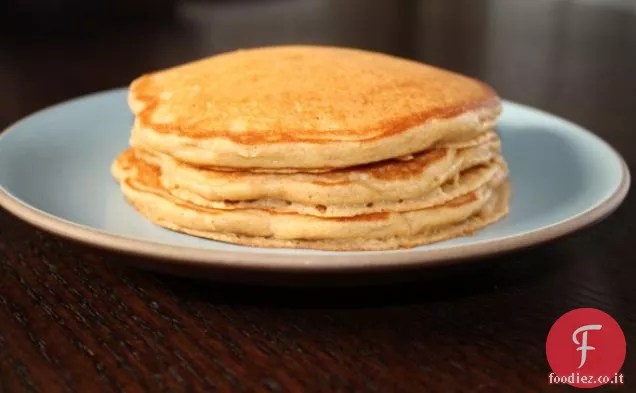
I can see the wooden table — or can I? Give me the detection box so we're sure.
[1,0,634,391]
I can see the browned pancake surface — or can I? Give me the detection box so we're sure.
[130,45,499,144]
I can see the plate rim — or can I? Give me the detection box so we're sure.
[0,89,631,273]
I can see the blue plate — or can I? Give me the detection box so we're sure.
[0,89,630,273]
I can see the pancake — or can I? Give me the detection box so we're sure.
[111,149,509,250]
[136,131,501,206]
[161,159,507,218]
[133,139,508,217]
[128,45,500,170]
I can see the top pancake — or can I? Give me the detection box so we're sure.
[129,45,501,170]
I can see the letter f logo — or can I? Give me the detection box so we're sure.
[573,324,602,368]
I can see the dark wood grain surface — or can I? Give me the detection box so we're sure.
[1,0,634,391]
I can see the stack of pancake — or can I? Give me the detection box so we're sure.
[112,45,510,251]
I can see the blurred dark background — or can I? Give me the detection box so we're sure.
[1,0,635,157]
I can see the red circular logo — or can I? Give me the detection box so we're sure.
[546,308,626,388]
